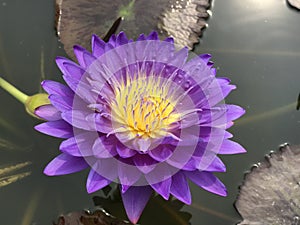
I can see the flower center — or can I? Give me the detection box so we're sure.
[111,73,180,139]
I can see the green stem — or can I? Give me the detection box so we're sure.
[0,77,29,104]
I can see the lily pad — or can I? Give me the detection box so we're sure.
[287,0,300,10]
[53,192,191,225]
[55,0,211,58]
[53,208,132,225]
[235,144,300,225]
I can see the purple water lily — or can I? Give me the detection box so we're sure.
[35,31,246,224]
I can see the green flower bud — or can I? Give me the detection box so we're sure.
[25,93,50,119]
[0,77,50,120]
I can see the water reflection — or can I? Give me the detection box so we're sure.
[0,162,31,188]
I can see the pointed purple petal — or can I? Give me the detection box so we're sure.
[163,37,174,43]
[116,32,129,46]
[137,34,146,41]
[118,162,141,189]
[34,105,61,121]
[41,80,73,97]
[185,171,227,196]
[116,144,136,158]
[205,156,226,172]
[146,31,159,40]
[199,53,211,63]
[121,185,152,224]
[44,153,88,175]
[59,132,95,156]
[35,120,73,138]
[62,74,97,104]
[48,94,72,111]
[86,169,111,193]
[218,140,246,154]
[148,145,173,162]
[150,178,171,200]
[56,57,84,81]
[169,47,188,68]
[86,113,113,134]
[226,104,246,121]
[218,77,236,98]
[73,45,97,69]
[92,34,105,57]
[90,159,118,182]
[93,137,117,158]
[133,154,157,174]
[170,172,191,204]
[61,110,91,130]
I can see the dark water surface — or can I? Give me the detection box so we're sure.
[0,0,299,224]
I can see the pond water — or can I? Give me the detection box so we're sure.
[0,0,299,224]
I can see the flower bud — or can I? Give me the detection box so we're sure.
[25,93,50,119]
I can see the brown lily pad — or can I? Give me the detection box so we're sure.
[55,0,211,58]
[53,208,132,225]
[287,0,300,10]
[235,144,300,225]
[53,190,191,225]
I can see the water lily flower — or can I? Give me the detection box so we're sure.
[35,31,246,224]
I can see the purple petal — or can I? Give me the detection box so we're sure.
[86,169,111,193]
[121,185,152,224]
[137,34,146,41]
[90,159,118,182]
[150,178,171,200]
[61,110,91,130]
[148,145,173,162]
[202,78,235,107]
[168,47,188,69]
[118,162,141,189]
[185,171,227,196]
[167,144,195,170]
[48,94,72,111]
[116,144,136,158]
[133,154,157,174]
[93,137,117,158]
[86,113,113,134]
[116,32,129,46]
[73,45,96,68]
[170,172,191,204]
[181,156,200,171]
[56,57,84,81]
[205,156,226,172]
[108,34,116,46]
[63,74,97,104]
[226,104,246,121]
[163,37,174,43]
[218,77,236,98]
[34,105,61,121]
[199,54,212,63]
[44,153,88,175]
[41,80,73,97]
[59,132,96,156]
[218,140,246,154]
[91,34,105,57]
[35,120,73,138]
[146,31,159,40]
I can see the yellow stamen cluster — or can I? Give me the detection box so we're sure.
[110,73,180,139]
